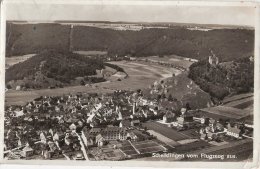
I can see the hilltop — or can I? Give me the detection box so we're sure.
[142,72,213,109]
[188,57,254,101]
[6,50,124,90]
[6,23,254,61]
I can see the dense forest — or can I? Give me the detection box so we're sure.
[6,23,70,56]
[6,50,122,89]
[6,23,254,61]
[188,57,254,100]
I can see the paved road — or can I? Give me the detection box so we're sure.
[63,153,70,160]
[76,133,89,161]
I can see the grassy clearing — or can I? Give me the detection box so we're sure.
[73,50,107,56]
[224,97,253,109]
[200,105,252,120]
[223,93,254,104]
[139,55,195,69]
[5,85,114,106]
[5,60,212,108]
[6,54,35,68]
[5,61,178,105]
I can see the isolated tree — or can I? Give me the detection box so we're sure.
[6,84,12,89]
[161,93,166,99]
[186,103,191,110]
[168,94,174,102]
[80,80,85,86]
[157,94,162,101]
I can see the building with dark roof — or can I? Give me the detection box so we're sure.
[101,126,127,141]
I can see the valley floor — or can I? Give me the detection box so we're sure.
[5,60,181,105]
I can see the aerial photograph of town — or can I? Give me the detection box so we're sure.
[3,3,255,162]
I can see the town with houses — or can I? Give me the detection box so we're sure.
[3,15,255,162]
[4,84,253,161]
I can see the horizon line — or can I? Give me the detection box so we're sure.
[6,20,255,28]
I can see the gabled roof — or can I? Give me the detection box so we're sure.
[120,120,131,127]
[131,119,140,123]
[90,128,102,133]
[227,125,241,134]
[96,134,104,141]
[102,126,126,133]
[23,146,33,152]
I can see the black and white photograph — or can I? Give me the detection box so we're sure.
[1,0,258,165]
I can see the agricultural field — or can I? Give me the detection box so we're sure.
[5,85,114,106]
[120,141,139,156]
[132,140,166,154]
[143,121,191,141]
[175,140,212,154]
[109,61,181,80]
[224,97,253,110]
[182,139,253,161]
[222,93,254,113]
[5,58,210,109]
[5,54,35,69]
[73,50,107,56]
[61,22,146,31]
[5,61,179,105]
[119,140,165,157]
[223,93,253,104]
[200,106,252,120]
[138,54,196,69]
[199,92,254,123]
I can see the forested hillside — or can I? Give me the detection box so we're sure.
[188,57,254,101]
[6,23,70,56]
[6,23,254,61]
[5,50,118,89]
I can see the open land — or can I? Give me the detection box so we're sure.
[120,140,166,156]
[138,55,196,68]
[5,60,182,105]
[223,93,254,104]
[182,138,253,161]
[199,92,254,122]
[4,22,254,161]
[5,54,35,69]
[143,121,193,141]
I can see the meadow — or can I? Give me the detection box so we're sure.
[5,61,180,105]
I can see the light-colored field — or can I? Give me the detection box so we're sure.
[60,23,169,31]
[139,55,196,69]
[224,97,253,109]
[109,61,181,80]
[5,61,180,105]
[223,93,254,104]
[73,50,107,56]
[201,105,252,120]
[5,54,35,68]
[5,85,114,106]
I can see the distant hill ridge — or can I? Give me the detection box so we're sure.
[8,20,254,29]
[6,23,254,61]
